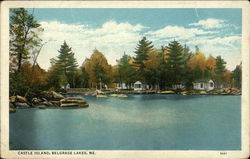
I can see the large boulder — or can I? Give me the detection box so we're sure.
[9,96,16,103]
[16,95,28,103]
[9,95,27,103]
[31,97,57,107]
[110,94,128,98]
[9,102,16,113]
[32,98,42,105]
[38,105,46,109]
[159,90,175,94]
[60,97,89,108]
[10,95,30,108]
[9,107,16,113]
[52,91,65,100]
[9,102,15,108]
[15,102,30,108]
[200,91,207,94]
[50,100,61,106]
[41,91,64,101]
[40,101,53,106]
[219,88,241,95]
[96,94,108,98]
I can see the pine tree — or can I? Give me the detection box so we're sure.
[117,53,136,88]
[133,37,154,82]
[233,63,242,89]
[214,56,226,88]
[156,50,168,90]
[165,40,186,84]
[54,41,78,88]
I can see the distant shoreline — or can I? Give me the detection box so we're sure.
[65,88,241,96]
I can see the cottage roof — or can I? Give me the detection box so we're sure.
[193,78,213,83]
[134,81,142,84]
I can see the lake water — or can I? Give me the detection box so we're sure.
[10,94,241,150]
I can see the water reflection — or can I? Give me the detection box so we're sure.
[10,94,241,150]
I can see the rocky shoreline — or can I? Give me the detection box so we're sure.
[66,87,241,95]
[9,91,89,113]
[9,88,241,113]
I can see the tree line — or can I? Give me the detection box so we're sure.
[9,8,242,98]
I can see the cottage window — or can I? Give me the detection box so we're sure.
[200,83,203,88]
[210,82,213,87]
[135,84,141,88]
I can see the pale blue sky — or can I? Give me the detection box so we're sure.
[26,8,242,70]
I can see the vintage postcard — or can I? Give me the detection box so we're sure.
[1,1,249,159]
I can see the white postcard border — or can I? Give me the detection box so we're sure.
[1,1,249,159]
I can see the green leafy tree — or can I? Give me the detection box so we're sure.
[83,49,112,88]
[215,56,227,88]
[93,62,106,89]
[133,37,154,82]
[10,8,43,72]
[46,59,60,90]
[9,71,29,96]
[80,67,90,88]
[9,8,46,97]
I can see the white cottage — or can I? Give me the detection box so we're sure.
[193,79,214,91]
[172,83,185,90]
[116,82,134,90]
[116,83,128,90]
[133,81,149,91]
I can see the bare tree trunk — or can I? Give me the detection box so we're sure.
[17,53,22,72]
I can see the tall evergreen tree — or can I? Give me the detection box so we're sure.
[165,40,186,84]
[133,37,154,82]
[156,50,168,90]
[204,66,213,79]
[118,53,136,88]
[54,41,78,88]
[214,56,226,88]
[193,66,203,80]
[233,63,242,89]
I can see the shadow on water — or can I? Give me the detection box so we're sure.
[68,94,219,101]
[10,108,38,150]
[10,107,80,150]
[128,94,207,101]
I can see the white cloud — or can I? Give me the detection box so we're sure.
[147,25,214,41]
[40,21,86,32]
[189,18,226,29]
[37,19,241,71]
[146,25,241,70]
[198,43,241,71]
[186,35,241,47]
[184,35,241,70]
[38,21,145,70]
[148,26,213,39]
